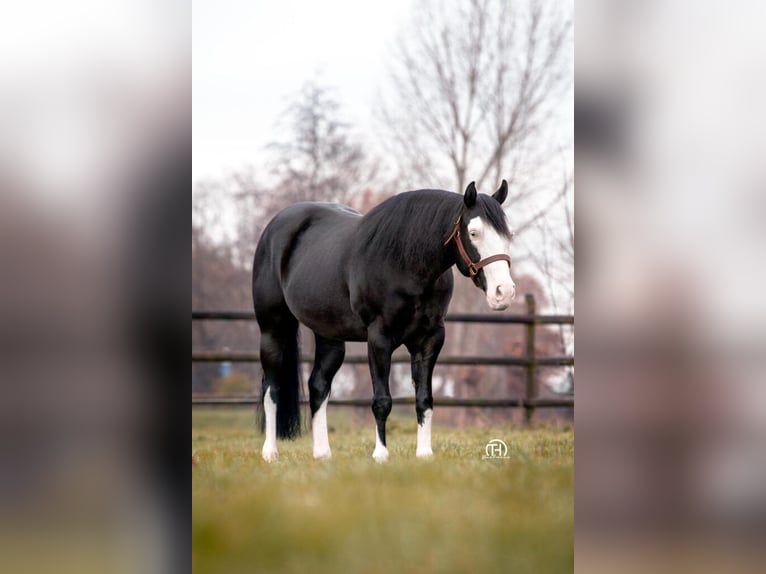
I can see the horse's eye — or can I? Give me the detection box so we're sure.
[469,230,478,238]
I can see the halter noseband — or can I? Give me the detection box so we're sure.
[444,215,511,278]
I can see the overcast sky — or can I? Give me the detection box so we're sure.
[193,0,415,183]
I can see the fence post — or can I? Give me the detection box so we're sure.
[524,293,537,426]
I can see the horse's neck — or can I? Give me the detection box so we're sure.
[404,226,454,281]
[360,197,459,283]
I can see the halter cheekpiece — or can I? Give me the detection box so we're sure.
[444,214,511,278]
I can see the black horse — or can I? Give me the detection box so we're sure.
[252,181,515,462]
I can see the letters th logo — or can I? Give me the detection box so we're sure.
[483,438,509,459]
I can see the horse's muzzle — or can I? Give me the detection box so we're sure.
[486,282,515,310]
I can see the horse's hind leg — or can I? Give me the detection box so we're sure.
[309,334,345,459]
[260,331,280,462]
[256,305,301,462]
[408,326,445,458]
[258,317,298,462]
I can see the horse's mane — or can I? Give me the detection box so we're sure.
[356,189,510,270]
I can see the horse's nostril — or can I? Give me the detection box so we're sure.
[495,284,515,301]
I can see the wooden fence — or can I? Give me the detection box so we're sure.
[192,294,573,423]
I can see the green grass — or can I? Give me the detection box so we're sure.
[192,408,573,574]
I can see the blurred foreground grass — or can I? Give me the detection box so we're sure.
[193,407,573,574]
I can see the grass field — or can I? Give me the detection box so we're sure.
[192,407,573,574]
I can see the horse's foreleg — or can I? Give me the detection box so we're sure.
[409,326,445,458]
[367,325,394,463]
[309,335,345,460]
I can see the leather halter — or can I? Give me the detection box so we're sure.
[444,215,511,278]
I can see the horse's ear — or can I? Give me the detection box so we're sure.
[464,181,477,207]
[492,180,508,204]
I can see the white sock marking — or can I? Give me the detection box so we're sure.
[261,387,278,462]
[416,408,433,457]
[312,396,332,459]
[372,426,389,463]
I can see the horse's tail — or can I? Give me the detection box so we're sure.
[269,317,302,439]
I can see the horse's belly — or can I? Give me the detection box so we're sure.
[300,312,368,342]
[283,271,367,341]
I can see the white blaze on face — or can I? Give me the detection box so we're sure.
[466,216,516,310]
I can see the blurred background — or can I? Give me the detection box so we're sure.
[0,1,188,573]
[192,0,575,425]
[576,0,766,571]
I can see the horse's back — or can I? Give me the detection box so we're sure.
[255,201,358,269]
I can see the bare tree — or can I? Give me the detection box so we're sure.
[380,0,572,206]
[268,81,372,208]
[192,166,267,269]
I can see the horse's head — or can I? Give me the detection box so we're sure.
[452,181,516,310]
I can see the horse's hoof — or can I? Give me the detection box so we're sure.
[416,449,433,458]
[313,449,332,460]
[372,447,389,463]
[262,447,279,462]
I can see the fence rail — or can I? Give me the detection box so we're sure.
[192,294,574,423]
[191,352,573,367]
[192,309,574,325]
